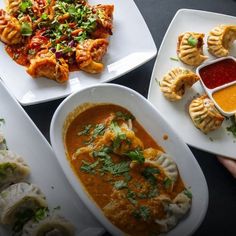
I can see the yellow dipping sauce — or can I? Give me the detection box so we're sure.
[213,84,236,112]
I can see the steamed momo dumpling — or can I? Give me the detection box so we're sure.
[207,25,236,57]
[0,150,30,191]
[155,191,192,233]
[22,214,75,236]
[0,182,47,225]
[143,148,178,184]
[0,9,22,45]
[189,95,224,133]
[177,32,208,66]
[159,67,199,101]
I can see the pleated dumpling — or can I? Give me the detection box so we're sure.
[189,95,224,133]
[27,50,69,83]
[143,148,178,184]
[0,182,47,225]
[0,9,22,45]
[159,67,199,101]
[0,150,30,191]
[6,0,22,16]
[22,214,75,236]
[207,25,236,57]
[177,32,208,66]
[155,191,192,233]
[76,38,109,74]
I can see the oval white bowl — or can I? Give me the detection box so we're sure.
[50,83,208,236]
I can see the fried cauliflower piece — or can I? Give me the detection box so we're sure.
[27,51,69,83]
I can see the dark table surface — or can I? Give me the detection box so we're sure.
[23,0,236,235]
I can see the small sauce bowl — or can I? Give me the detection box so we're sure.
[196,56,236,117]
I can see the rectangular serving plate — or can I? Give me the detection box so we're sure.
[0,0,156,105]
[148,9,236,159]
[0,80,103,236]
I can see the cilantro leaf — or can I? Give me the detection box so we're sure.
[133,206,150,221]
[114,180,127,190]
[125,150,145,163]
[187,36,198,47]
[77,124,92,136]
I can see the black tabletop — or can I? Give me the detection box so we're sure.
[23,0,236,235]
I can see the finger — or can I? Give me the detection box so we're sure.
[217,156,236,178]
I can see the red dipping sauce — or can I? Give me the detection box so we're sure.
[199,58,236,89]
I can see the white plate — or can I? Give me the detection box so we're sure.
[50,83,208,236]
[0,0,156,106]
[148,9,236,159]
[0,81,104,236]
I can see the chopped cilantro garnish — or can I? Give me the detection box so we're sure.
[115,111,134,121]
[114,180,127,190]
[0,163,16,179]
[20,0,32,13]
[226,116,236,138]
[127,189,137,205]
[163,177,172,189]
[78,124,92,136]
[110,121,127,149]
[92,123,106,138]
[80,160,99,174]
[187,36,198,47]
[41,13,48,20]
[142,167,159,186]
[133,206,150,221]
[101,161,130,175]
[170,57,179,61]
[184,188,192,199]
[34,208,49,222]
[125,149,145,164]
[21,22,33,36]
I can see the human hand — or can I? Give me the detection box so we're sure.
[217,156,236,178]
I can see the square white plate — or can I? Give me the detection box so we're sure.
[0,0,156,106]
[0,81,103,235]
[148,9,236,159]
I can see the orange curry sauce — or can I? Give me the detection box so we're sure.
[65,104,185,236]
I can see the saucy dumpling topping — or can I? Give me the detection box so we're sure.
[0,150,30,191]
[177,32,208,66]
[189,95,224,134]
[64,104,192,236]
[207,25,236,57]
[159,67,199,101]
[0,182,47,225]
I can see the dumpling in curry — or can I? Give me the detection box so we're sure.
[189,95,224,133]
[76,39,109,74]
[207,25,236,57]
[159,67,199,101]
[177,32,208,66]
[27,50,69,83]
[0,9,22,45]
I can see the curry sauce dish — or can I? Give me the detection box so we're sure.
[50,84,208,236]
[63,103,191,235]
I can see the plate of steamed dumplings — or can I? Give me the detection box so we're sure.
[148,9,236,159]
[0,80,105,235]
